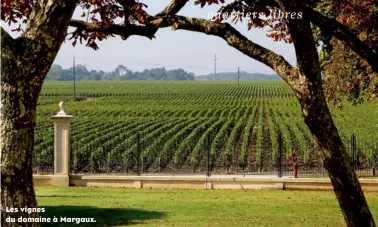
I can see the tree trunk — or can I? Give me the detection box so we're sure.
[279,0,376,225]
[1,33,49,226]
[1,83,39,227]
[296,84,376,227]
[1,1,76,226]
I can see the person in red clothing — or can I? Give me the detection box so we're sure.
[288,153,298,178]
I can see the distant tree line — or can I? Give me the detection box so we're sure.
[196,71,280,80]
[46,64,195,81]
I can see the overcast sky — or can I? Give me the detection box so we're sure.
[3,0,296,76]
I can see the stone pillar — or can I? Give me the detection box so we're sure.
[51,101,73,186]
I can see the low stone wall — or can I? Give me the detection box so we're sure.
[33,175,378,192]
[34,175,54,186]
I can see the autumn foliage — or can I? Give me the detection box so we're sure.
[317,0,378,104]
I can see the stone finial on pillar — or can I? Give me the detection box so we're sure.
[51,101,73,186]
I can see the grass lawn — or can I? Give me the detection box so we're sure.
[36,187,378,227]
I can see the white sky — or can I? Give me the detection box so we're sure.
[2,0,296,75]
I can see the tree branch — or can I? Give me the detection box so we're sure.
[245,0,378,73]
[69,20,156,39]
[148,15,297,88]
[244,0,378,73]
[304,7,378,73]
[157,0,189,16]
[69,0,189,40]
[139,0,189,36]
[279,1,321,80]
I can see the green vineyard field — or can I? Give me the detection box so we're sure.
[34,81,378,175]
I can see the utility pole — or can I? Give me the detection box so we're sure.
[214,54,217,81]
[237,66,240,88]
[73,55,76,101]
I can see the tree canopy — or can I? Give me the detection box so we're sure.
[314,0,378,104]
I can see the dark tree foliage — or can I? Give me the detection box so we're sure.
[312,0,378,105]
